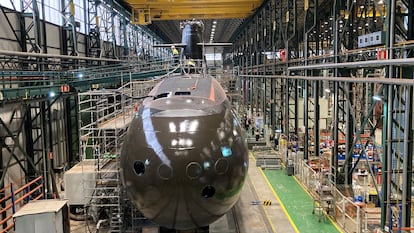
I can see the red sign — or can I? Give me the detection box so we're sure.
[377,49,387,60]
[280,49,286,62]
[61,84,70,93]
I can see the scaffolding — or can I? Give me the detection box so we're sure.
[78,89,132,160]
[77,79,160,232]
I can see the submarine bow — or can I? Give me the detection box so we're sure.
[120,76,249,230]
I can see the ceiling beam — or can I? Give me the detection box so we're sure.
[148,13,250,20]
[127,0,262,4]
[125,0,263,21]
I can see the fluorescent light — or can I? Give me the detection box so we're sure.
[373,95,382,101]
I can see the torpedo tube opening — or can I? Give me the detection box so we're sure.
[201,185,216,198]
[133,160,145,176]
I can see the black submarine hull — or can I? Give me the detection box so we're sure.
[120,75,248,230]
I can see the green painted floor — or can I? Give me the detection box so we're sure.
[263,169,342,233]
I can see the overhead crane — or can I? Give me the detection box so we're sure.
[123,0,263,24]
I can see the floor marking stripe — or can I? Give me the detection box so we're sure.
[248,172,278,233]
[259,168,300,233]
[292,175,344,233]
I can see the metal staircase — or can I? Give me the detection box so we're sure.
[274,77,283,130]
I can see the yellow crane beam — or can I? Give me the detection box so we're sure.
[127,0,262,4]
[125,0,263,24]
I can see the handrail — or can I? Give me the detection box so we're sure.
[0,181,43,215]
[13,176,42,194]
[1,223,13,232]
[0,57,175,101]
[0,176,44,233]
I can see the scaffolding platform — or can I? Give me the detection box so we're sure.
[98,111,134,130]
[76,80,160,232]
[255,155,282,170]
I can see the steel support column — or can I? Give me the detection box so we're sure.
[303,0,317,161]
[61,0,78,56]
[20,0,42,53]
[121,17,129,58]
[332,0,340,183]
[100,1,117,58]
[345,82,354,186]
[0,135,5,229]
[382,83,413,230]
[86,0,101,59]
[0,0,43,72]
[65,94,79,166]
[313,80,320,160]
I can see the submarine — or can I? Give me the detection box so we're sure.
[120,20,248,231]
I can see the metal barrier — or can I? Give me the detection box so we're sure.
[0,176,44,233]
[294,159,381,233]
[0,56,175,101]
[332,186,360,233]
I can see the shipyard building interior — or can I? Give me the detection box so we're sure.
[0,0,414,233]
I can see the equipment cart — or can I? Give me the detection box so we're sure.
[312,174,335,222]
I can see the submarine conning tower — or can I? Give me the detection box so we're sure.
[180,20,204,60]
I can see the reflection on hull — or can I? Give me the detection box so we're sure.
[120,75,248,230]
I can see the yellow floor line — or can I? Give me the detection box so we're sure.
[252,148,344,232]
[259,168,300,233]
[251,152,299,233]
[249,152,278,232]
[248,172,278,233]
[292,175,344,233]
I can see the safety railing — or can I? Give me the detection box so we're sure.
[241,41,414,77]
[295,159,382,233]
[0,56,175,102]
[332,187,361,233]
[0,176,44,233]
